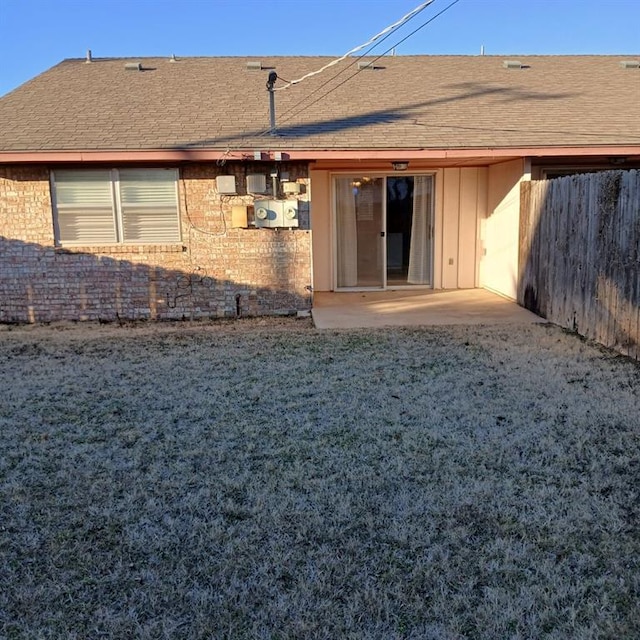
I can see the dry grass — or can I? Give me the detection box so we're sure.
[1,318,639,639]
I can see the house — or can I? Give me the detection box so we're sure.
[1,55,639,323]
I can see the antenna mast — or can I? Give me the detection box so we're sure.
[266,71,278,135]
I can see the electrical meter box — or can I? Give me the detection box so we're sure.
[254,199,299,228]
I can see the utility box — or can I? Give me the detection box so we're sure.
[282,181,301,195]
[216,175,237,194]
[254,199,299,228]
[231,205,248,228]
[246,174,267,194]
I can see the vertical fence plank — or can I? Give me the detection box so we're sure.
[596,174,610,348]
[618,173,632,357]
[583,175,598,343]
[573,175,587,335]
[627,172,640,360]
[518,181,531,306]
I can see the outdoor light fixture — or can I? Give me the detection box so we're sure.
[392,161,409,171]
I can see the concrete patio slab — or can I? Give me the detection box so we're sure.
[311,289,546,329]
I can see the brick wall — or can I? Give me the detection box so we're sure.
[0,163,312,323]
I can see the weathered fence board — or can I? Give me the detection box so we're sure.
[519,170,640,360]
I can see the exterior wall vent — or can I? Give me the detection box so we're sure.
[246,61,263,71]
[125,62,142,71]
[503,60,523,69]
[620,60,640,69]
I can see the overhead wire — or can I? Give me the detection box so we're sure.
[212,0,626,153]
[270,0,463,132]
[272,0,437,127]
[273,0,436,91]
[224,0,441,152]
[231,0,462,149]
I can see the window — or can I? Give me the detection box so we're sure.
[52,168,181,245]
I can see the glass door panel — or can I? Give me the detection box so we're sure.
[386,175,434,286]
[335,176,384,288]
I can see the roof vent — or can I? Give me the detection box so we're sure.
[169,54,177,63]
[620,60,640,69]
[503,60,523,69]
[125,62,142,71]
[357,60,384,70]
[86,49,92,64]
[246,61,263,71]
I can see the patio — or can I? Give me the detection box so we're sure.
[311,288,545,329]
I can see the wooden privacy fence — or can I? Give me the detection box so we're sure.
[519,170,640,360]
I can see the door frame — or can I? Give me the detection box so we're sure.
[331,171,436,291]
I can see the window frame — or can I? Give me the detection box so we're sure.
[51,168,181,247]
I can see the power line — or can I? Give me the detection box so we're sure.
[272,3,434,126]
[214,0,624,152]
[274,0,436,91]
[270,0,463,133]
[226,0,440,151]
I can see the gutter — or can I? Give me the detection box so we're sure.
[0,146,639,164]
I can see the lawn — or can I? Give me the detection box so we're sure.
[1,319,639,639]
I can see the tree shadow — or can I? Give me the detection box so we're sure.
[0,236,311,324]
[173,84,576,148]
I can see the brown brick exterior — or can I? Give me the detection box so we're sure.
[0,163,312,323]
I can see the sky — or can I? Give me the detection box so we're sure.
[1,0,639,97]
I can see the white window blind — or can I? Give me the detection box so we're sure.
[119,169,181,243]
[54,171,117,244]
[53,168,180,245]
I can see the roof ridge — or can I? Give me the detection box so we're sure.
[60,53,640,63]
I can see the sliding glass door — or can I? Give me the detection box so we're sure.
[335,176,385,288]
[335,174,434,289]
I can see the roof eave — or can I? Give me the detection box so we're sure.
[1,145,639,164]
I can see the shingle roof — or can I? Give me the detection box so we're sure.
[0,55,638,152]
